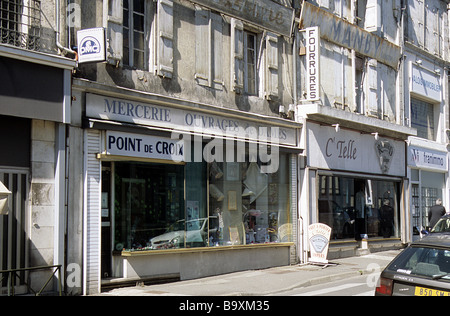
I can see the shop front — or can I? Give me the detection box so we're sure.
[302,123,407,259]
[83,92,301,293]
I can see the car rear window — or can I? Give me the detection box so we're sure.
[387,246,450,281]
[431,218,450,233]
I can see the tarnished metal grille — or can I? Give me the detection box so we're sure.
[0,0,41,51]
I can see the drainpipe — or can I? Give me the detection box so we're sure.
[55,0,77,56]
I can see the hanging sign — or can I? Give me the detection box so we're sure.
[308,223,331,264]
[306,26,320,101]
[77,28,106,63]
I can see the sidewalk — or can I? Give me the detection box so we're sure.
[98,249,402,296]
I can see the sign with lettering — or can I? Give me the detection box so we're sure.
[86,93,298,147]
[411,64,442,102]
[188,0,295,37]
[307,123,405,177]
[308,223,331,264]
[306,27,320,101]
[106,131,185,162]
[407,145,447,171]
[77,28,106,63]
[299,2,401,69]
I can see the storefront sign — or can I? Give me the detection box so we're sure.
[308,223,331,264]
[307,123,405,177]
[299,2,401,69]
[408,146,447,171]
[306,27,320,101]
[188,0,295,37]
[77,28,106,64]
[106,131,185,162]
[411,64,442,102]
[86,93,298,147]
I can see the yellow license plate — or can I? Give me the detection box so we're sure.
[415,286,450,296]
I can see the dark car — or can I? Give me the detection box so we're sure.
[375,234,450,296]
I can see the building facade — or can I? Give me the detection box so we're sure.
[69,0,302,295]
[0,0,76,294]
[296,0,425,260]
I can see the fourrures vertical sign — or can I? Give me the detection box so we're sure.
[308,223,331,264]
[306,26,320,101]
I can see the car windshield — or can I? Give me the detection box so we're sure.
[387,246,450,281]
[431,218,450,233]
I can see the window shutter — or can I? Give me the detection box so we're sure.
[195,8,210,86]
[230,18,244,93]
[265,32,279,100]
[211,12,223,90]
[364,0,380,33]
[105,0,123,66]
[366,59,379,117]
[157,0,174,78]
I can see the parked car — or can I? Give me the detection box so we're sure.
[375,234,450,296]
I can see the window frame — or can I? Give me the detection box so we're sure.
[123,0,147,70]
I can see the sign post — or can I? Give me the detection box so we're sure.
[308,223,331,265]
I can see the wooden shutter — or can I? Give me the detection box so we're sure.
[157,0,174,78]
[211,12,223,90]
[265,32,279,100]
[366,59,379,117]
[195,8,210,86]
[231,18,244,93]
[364,0,380,33]
[105,0,123,65]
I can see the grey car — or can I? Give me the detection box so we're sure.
[375,233,450,296]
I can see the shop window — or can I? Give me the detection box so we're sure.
[114,162,185,251]
[318,174,399,240]
[209,153,292,246]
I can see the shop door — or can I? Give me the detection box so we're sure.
[101,164,112,279]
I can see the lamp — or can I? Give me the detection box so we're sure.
[332,124,340,132]
[372,132,379,140]
[416,59,422,65]
[0,181,11,215]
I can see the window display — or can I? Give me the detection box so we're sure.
[208,153,292,246]
[112,149,293,252]
[318,174,399,240]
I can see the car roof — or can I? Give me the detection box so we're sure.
[412,233,450,248]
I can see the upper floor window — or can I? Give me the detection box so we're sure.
[123,0,146,70]
[244,31,257,96]
[411,98,435,141]
[0,0,41,51]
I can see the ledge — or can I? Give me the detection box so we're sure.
[121,242,294,257]
[298,103,417,140]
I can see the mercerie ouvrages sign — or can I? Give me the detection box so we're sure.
[189,0,295,37]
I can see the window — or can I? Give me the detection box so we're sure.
[244,31,257,95]
[231,18,279,99]
[123,0,146,69]
[411,98,435,140]
[387,246,450,280]
[318,174,400,240]
[0,0,41,51]
[111,146,292,252]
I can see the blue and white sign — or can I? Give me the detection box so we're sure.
[77,28,106,63]
[411,64,442,102]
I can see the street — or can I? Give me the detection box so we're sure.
[271,274,378,296]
